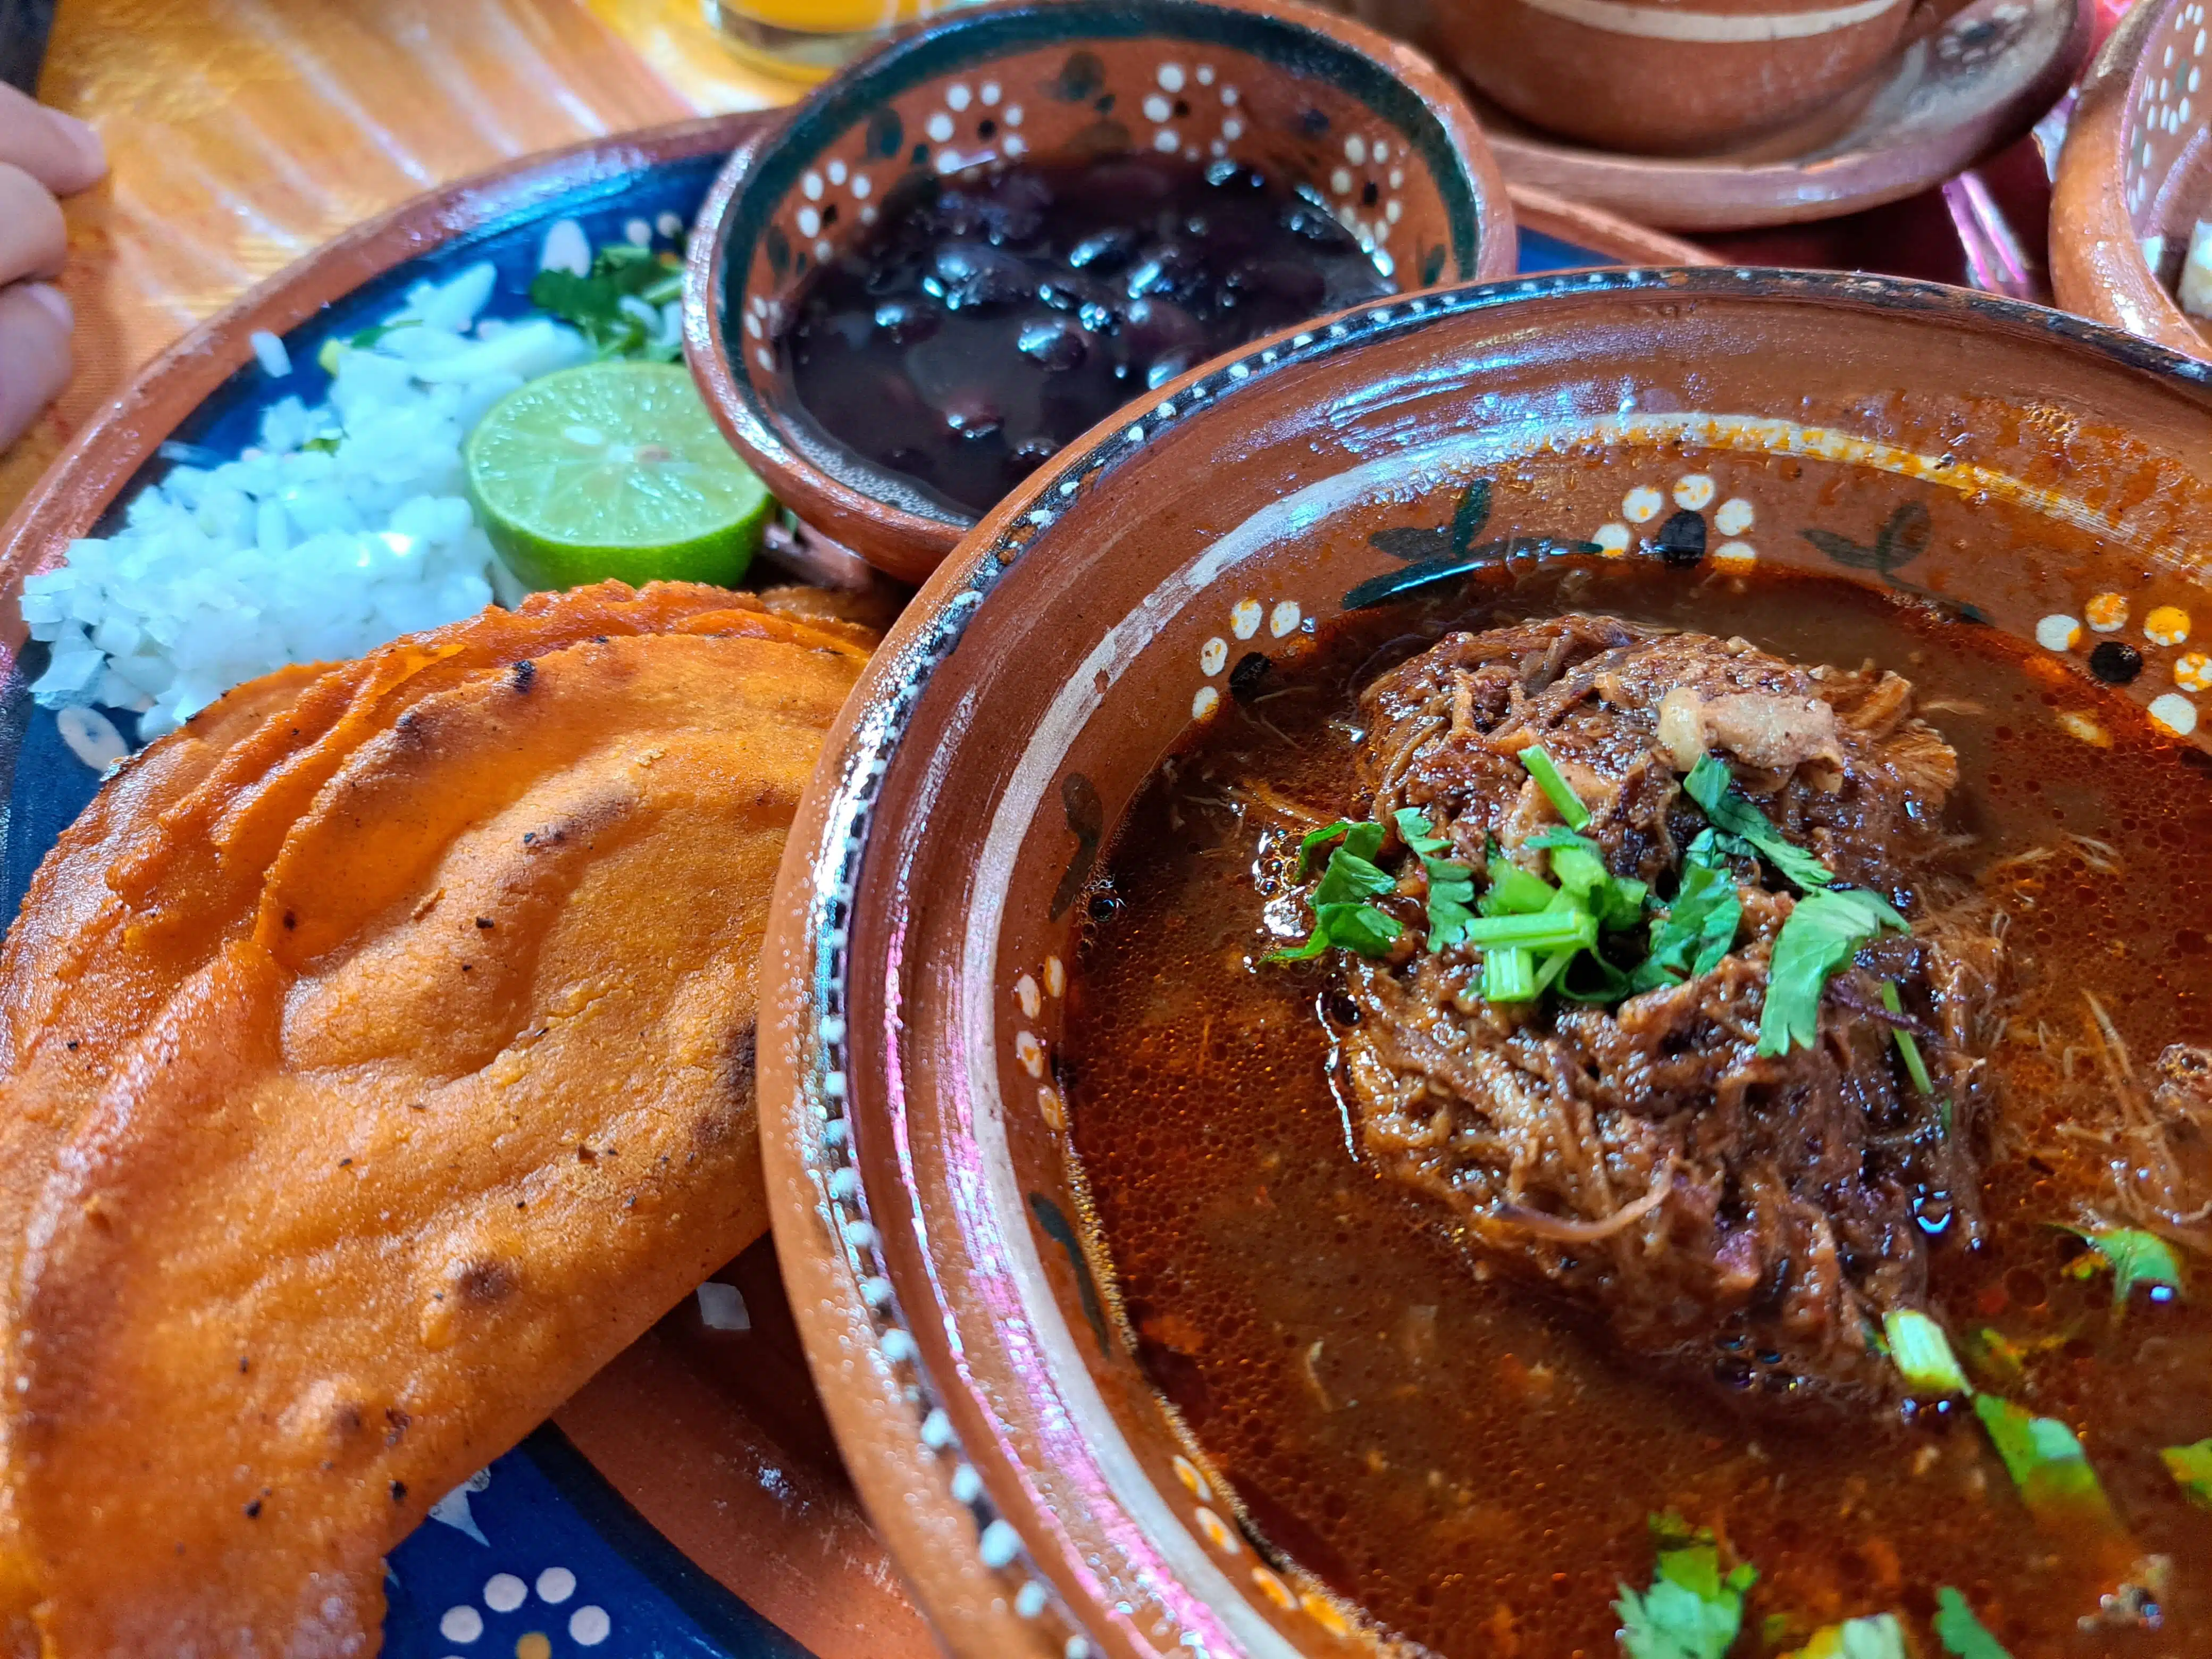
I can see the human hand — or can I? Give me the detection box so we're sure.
[0,82,106,451]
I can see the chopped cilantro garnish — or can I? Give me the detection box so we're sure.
[1519,743,1591,829]
[1755,888,1908,1057]
[1267,821,1402,963]
[530,242,686,362]
[1615,1515,1757,1659]
[1971,1395,2118,1530]
[1631,861,1741,992]
[1481,859,1559,916]
[2060,1226,2184,1306]
[1932,1588,2012,1658]
[1877,981,1936,1095]
[1461,908,1601,952]
[2161,1437,2212,1509]
[1295,818,1359,875]
[1683,755,1836,892]
[1881,1309,1970,1396]
[1791,1613,1907,1659]
[1484,944,1536,1002]
[1684,825,1759,869]
[1396,810,1478,953]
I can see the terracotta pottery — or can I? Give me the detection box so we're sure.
[1476,0,2089,229]
[2051,0,2212,362]
[758,267,2212,1658]
[1426,0,1924,155]
[685,0,1515,585]
[1506,181,1721,262]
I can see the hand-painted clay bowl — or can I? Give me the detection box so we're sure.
[758,269,2212,1657]
[685,0,1514,584]
[2051,0,2212,362]
[1423,0,1934,155]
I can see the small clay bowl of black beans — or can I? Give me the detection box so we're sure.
[686,0,1513,583]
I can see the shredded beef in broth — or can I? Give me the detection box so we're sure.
[1064,562,2212,1658]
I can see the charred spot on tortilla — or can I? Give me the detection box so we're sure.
[456,1260,516,1306]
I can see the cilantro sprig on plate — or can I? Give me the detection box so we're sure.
[530,242,686,362]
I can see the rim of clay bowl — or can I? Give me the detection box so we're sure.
[2051,0,2210,362]
[758,264,2212,1659]
[684,0,1514,587]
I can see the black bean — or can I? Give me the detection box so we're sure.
[1067,229,1138,272]
[940,388,1002,440]
[1017,320,1087,372]
[932,242,1033,310]
[873,300,939,345]
[1121,297,1204,363]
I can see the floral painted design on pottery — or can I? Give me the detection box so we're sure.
[689,0,1513,583]
[2034,588,2207,733]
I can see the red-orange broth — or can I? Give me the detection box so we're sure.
[1063,560,2212,1657]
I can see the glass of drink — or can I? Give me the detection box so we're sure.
[703,0,942,82]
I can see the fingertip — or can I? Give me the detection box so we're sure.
[41,109,106,196]
[20,282,71,334]
[0,282,74,453]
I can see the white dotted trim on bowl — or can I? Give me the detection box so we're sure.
[791,266,2212,1657]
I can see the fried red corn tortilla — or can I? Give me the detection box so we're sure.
[0,582,861,1313]
[0,624,867,1653]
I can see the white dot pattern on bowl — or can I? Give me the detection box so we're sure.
[2124,0,2211,220]
[781,272,2199,1659]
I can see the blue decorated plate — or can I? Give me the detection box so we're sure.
[0,111,1626,1658]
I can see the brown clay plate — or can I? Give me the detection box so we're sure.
[1480,0,2091,230]
[2050,0,2212,362]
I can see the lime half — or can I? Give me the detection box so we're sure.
[465,362,772,592]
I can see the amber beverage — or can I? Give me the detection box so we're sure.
[704,0,945,81]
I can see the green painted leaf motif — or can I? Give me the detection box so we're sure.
[1873,500,1933,575]
[1343,536,1605,610]
[1800,502,1932,580]
[1933,1587,2013,1658]
[1367,480,1490,564]
[2161,1437,2212,1509]
[1800,526,1882,569]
